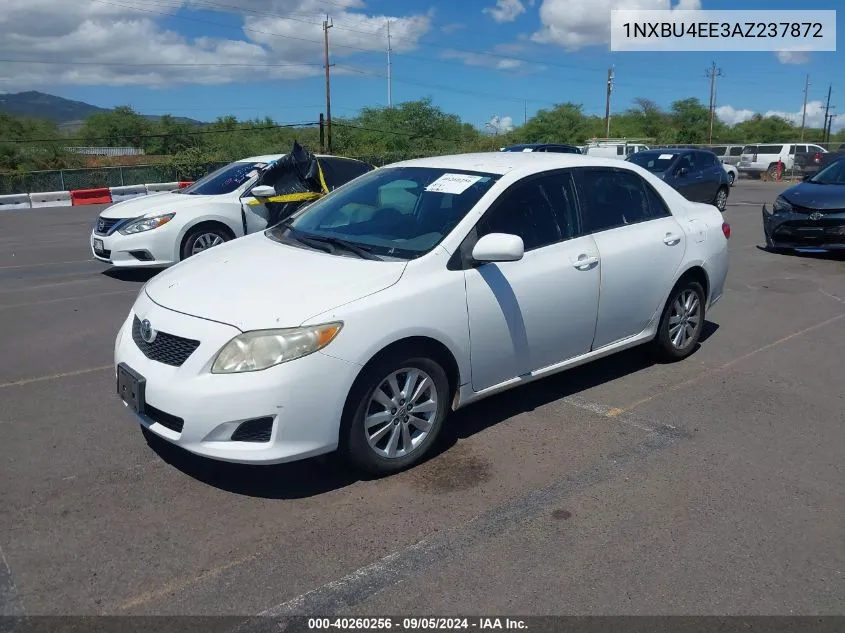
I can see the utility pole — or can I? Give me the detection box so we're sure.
[323,15,334,154]
[706,61,722,144]
[604,66,614,139]
[827,113,837,143]
[822,84,832,144]
[386,19,393,108]
[800,73,810,141]
[524,100,527,126]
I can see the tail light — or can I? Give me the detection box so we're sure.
[722,222,731,239]
[814,152,822,164]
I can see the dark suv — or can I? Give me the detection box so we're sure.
[627,148,731,211]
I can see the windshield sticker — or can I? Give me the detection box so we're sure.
[522,148,534,152]
[658,154,675,160]
[425,173,484,194]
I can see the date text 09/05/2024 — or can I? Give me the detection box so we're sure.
[307,618,528,630]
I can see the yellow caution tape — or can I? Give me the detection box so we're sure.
[247,159,330,205]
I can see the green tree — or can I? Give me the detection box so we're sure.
[80,106,152,149]
[669,98,710,143]
[517,103,593,144]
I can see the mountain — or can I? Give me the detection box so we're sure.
[0,91,204,131]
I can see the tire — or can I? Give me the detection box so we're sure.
[714,186,729,212]
[180,225,232,261]
[767,163,780,180]
[342,353,450,475]
[652,280,706,362]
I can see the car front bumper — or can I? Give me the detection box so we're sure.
[761,203,845,252]
[90,224,179,268]
[114,291,363,464]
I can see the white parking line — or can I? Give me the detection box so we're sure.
[0,544,25,617]
[0,289,135,310]
[0,259,96,270]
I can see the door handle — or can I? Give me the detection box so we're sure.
[572,254,599,270]
[663,233,681,246]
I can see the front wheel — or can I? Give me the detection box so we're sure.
[652,280,706,362]
[714,186,729,212]
[342,355,450,475]
[180,226,231,261]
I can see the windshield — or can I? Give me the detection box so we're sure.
[179,161,266,196]
[808,159,845,185]
[265,166,501,260]
[628,152,678,173]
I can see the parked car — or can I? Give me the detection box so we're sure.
[500,143,582,154]
[722,161,738,186]
[582,140,651,159]
[795,147,840,176]
[90,145,373,268]
[627,148,731,211]
[738,143,827,179]
[115,152,730,474]
[762,158,845,253]
[709,144,745,167]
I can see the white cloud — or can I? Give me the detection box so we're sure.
[483,0,533,23]
[776,50,812,65]
[532,0,700,50]
[440,42,542,73]
[717,100,844,131]
[0,0,431,88]
[715,105,755,126]
[486,115,514,133]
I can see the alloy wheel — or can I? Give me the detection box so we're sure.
[364,368,438,459]
[668,289,701,350]
[190,233,225,255]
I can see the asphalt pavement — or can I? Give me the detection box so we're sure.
[0,181,843,617]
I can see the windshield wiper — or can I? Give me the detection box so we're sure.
[302,234,382,260]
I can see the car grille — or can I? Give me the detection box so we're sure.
[95,216,122,235]
[132,316,201,367]
[789,204,845,216]
[145,404,185,433]
[772,219,845,244]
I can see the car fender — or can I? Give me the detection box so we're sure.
[172,207,245,261]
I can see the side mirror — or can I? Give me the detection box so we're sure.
[676,167,688,177]
[802,174,811,181]
[251,185,276,198]
[472,233,524,263]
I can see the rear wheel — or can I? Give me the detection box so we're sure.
[714,186,729,212]
[767,163,780,180]
[180,225,232,261]
[342,354,450,475]
[652,280,706,362]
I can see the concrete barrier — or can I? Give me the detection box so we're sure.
[0,193,32,211]
[71,188,112,205]
[30,191,72,208]
[145,182,180,193]
[109,184,147,203]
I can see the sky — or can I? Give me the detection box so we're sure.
[0,0,842,133]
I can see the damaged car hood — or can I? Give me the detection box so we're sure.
[144,232,408,331]
[781,182,845,210]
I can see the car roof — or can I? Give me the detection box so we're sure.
[237,153,361,163]
[385,152,634,176]
[637,148,694,156]
[502,143,578,150]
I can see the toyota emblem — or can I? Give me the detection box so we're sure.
[139,319,157,344]
[808,212,823,221]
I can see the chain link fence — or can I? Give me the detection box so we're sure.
[0,163,228,195]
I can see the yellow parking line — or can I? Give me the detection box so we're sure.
[618,312,845,414]
[0,365,112,389]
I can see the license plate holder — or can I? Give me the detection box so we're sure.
[117,363,146,414]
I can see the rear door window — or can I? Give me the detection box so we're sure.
[729,146,744,156]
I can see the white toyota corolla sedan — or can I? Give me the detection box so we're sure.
[114,152,730,474]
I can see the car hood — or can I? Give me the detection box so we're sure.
[100,191,215,219]
[144,233,408,331]
[781,182,845,210]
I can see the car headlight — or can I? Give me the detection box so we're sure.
[211,322,343,374]
[772,196,793,214]
[119,213,175,235]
